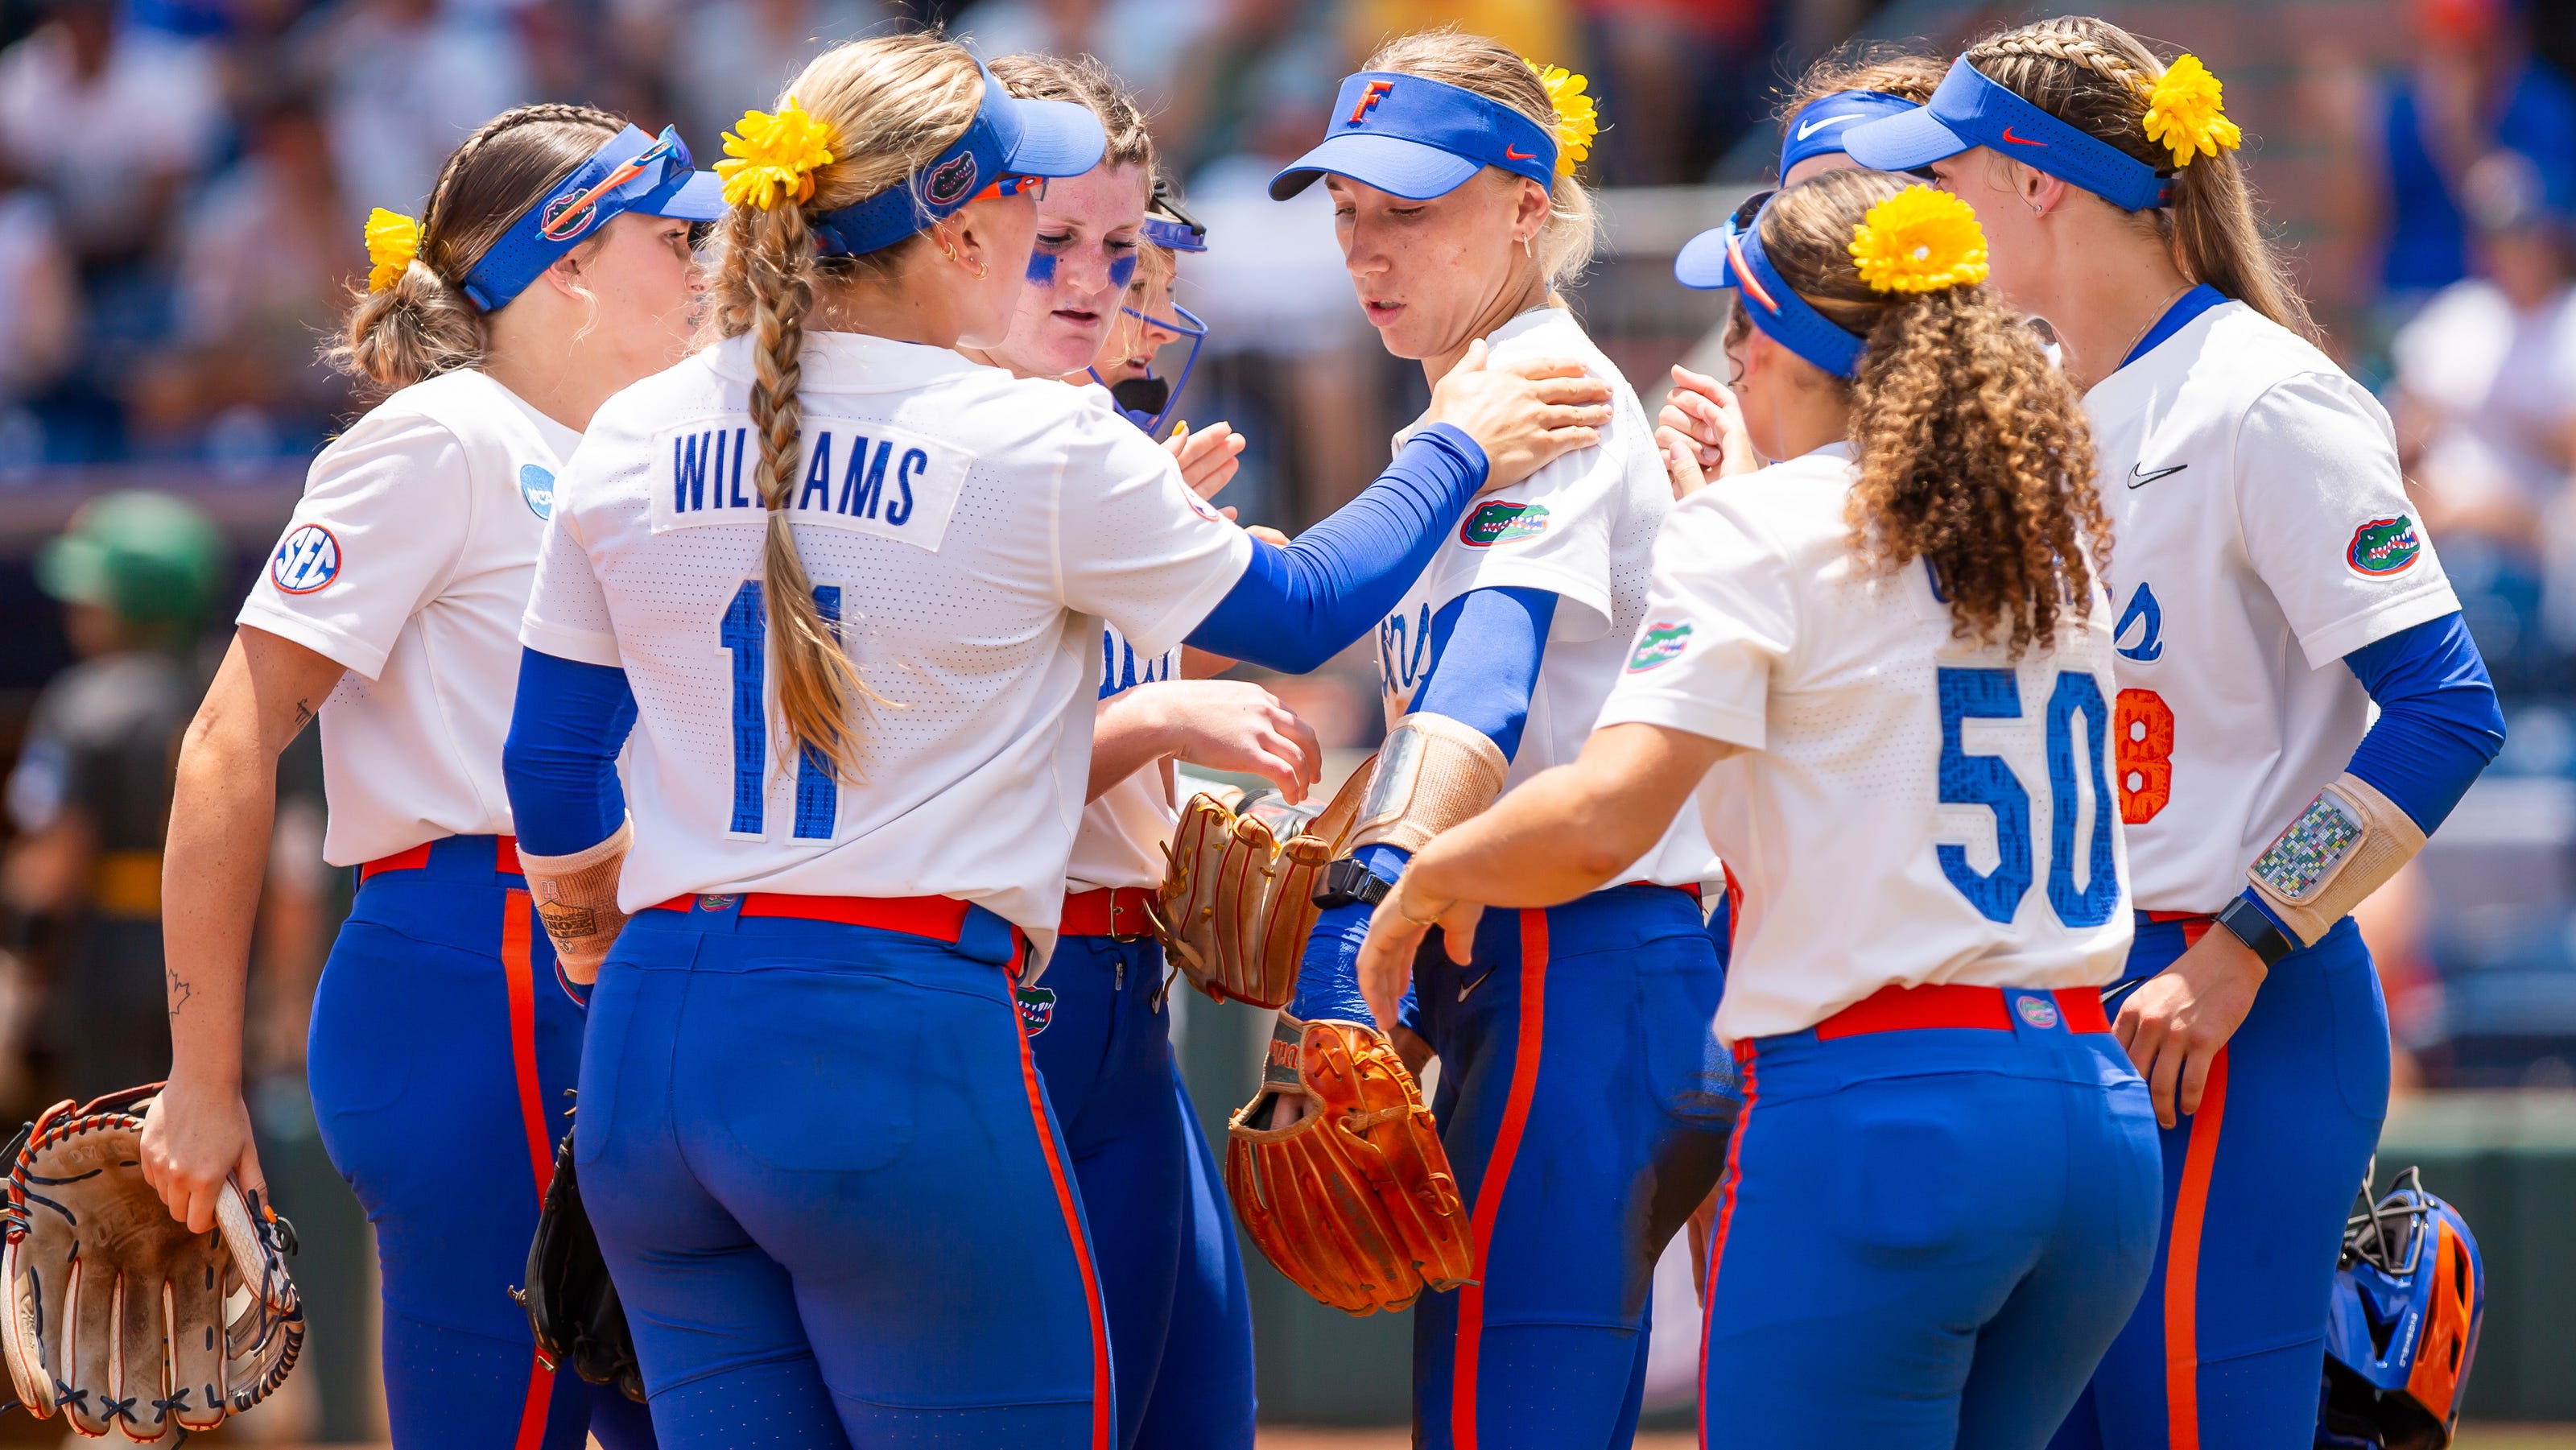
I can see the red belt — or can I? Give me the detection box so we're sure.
[1060,886,1158,939]
[1813,981,2109,1040]
[361,835,520,879]
[650,891,971,944]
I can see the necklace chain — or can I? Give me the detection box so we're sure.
[2113,283,2198,373]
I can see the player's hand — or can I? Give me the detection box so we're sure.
[140,1075,266,1236]
[1426,340,1612,490]
[2114,927,2268,1129]
[1657,425,1711,501]
[1358,878,1484,1028]
[1661,365,1759,481]
[1166,419,1245,499]
[1149,680,1322,803]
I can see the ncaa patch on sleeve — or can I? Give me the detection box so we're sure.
[270,523,341,594]
[2346,516,2421,577]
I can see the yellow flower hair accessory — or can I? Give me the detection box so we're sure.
[1849,185,1990,295]
[1525,60,1597,178]
[364,208,419,293]
[2141,55,2242,169]
[718,98,837,210]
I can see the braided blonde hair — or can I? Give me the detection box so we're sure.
[330,103,624,392]
[707,33,986,783]
[1963,16,2317,341]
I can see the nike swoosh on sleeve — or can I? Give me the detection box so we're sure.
[2127,463,2188,488]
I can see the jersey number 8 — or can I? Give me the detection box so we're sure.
[1936,667,2120,929]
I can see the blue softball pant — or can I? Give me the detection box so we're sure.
[1027,932,1256,1450]
[1400,883,1736,1450]
[1703,989,2163,1450]
[2047,914,2390,1450]
[575,895,1112,1450]
[305,834,656,1450]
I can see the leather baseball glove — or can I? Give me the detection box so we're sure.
[1225,1014,1473,1316]
[515,1122,644,1403]
[1152,755,1374,1010]
[1,1085,302,1441]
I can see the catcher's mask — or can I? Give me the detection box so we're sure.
[1102,300,1209,440]
[2317,1165,2483,1450]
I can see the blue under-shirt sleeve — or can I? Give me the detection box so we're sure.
[503,647,638,857]
[2235,611,2504,932]
[1289,586,1556,1026]
[1187,424,1486,671]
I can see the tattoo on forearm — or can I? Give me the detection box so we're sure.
[166,965,194,1020]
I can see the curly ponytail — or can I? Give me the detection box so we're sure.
[329,102,623,393]
[709,33,987,782]
[1963,16,2318,342]
[1754,169,2109,657]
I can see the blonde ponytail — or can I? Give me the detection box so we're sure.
[1963,17,2318,342]
[710,34,987,782]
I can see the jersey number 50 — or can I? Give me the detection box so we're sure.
[1936,667,2120,928]
[720,578,840,841]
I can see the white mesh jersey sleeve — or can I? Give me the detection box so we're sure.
[1051,401,1253,659]
[521,504,619,667]
[237,407,473,680]
[2231,371,2462,667]
[1596,485,1799,750]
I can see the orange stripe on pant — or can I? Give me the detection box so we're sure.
[1452,910,1550,1450]
[2164,1047,2230,1450]
[1696,1047,1756,1450]
[1009,946,1113,1449]
[500,890,557,1450]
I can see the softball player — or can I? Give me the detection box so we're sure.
[964,54,1273,1450]
[1843,20,2508,1447]
[1364,168,2162,1449]
[497,33,1608,1448]
[139,105,724,1448]
[1267,34,1735,1447]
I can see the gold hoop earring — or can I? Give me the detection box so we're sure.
[939,238,989,281]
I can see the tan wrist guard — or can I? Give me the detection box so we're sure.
[1348,713,1509,856]
[2245,772,2425,948]
[518,820,634,985]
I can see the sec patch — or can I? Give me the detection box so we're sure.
[1460,500,1548,547]
[1627,620,1692,672]
[270,524,341,594]
[2347,516,2421,577]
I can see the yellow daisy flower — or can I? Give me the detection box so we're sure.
[364,208,420,293]
[1848,185,1991,295]
[718,99,838,211]
[1525,60,1598,178]
[2142,55,2243,169]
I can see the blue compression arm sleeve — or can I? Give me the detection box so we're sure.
[502,647,638,857]
[1187,423,1487,671]
[1293,586,1557,1026]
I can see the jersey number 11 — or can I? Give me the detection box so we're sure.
[720,578,840,841]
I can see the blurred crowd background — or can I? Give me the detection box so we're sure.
[2,0,2576,1437]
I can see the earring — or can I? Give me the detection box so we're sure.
[1521,234,1534,258]
[939,238,989,281]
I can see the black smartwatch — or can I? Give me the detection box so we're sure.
[1311,857,1392,911]
[2215,895,2296,969]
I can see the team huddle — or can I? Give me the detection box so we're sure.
[0,11,2501,1450]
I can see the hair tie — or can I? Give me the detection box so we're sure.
[1848,185,1990,294]
[364,208,420,293]
[1524,60,1597,178]
[2142,55,2241,169]
[718,98,839,210]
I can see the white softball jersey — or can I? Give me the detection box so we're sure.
[520,331,1252,943]
[1373,305,1718,888]
[1597,445,2133,1043]
[1066,620,1180,893]
[237,368,575,866]
[2086,301,2461,914]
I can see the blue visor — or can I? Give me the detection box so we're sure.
[1673,190,1865,380]
[460,125,725,312]
[1843,57,2172,213]
[1779,90,1922,177]
[811,61,1106,258]
[1269,71,1556,201]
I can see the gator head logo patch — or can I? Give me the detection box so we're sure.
[2347,516,2421,577]
[1016,985,1058,1036]
[1628,620,1692,672]
[925,153,980,207]
[1460,500,1548,547]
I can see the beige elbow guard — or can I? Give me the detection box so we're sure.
[518,820,634,985]
[2245,772,2426,948]
[1348,713,1510,855]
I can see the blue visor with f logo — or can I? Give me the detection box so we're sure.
[1269,71,1556,201]
[460,125,726,312]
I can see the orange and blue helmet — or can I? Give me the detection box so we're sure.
[2317,1167,2483,1450]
